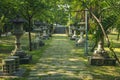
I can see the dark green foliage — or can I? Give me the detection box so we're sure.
[93,15,117,44]
[102,15,117,31]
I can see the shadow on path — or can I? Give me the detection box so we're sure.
[28,34,92,80]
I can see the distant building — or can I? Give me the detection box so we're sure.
[54,24,66,34]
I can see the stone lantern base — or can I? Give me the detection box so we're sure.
[31,39,39,50]
[20,55,32,64]
[70,35,77,40]
[39,40,45,47]
[88,40,116,66]
[43,35,49,40]
[31,38,45,50]
[47,32,52,37]
[11,50,32,64]
[76,38,85,47]
[88,56,116,66]
[88,50,116,66]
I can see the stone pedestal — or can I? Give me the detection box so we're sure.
[39,39,45,47]
[88,56,116,66]
[11,49,32,64]
[8,56,19,71]
[20,55,32,64]
[2,59,15,75]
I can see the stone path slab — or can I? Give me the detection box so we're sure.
[28,34,93,80]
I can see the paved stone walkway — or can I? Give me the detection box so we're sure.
[28,34,93,80]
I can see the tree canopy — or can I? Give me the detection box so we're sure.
[0,0,120,33]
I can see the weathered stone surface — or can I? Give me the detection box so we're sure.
[88,56,116,66]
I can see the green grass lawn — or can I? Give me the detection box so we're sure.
[0,33,120,80]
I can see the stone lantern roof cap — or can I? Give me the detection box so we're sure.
[12,15,26,24]
[34,21,42,26]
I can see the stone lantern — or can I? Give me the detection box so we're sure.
[50,24,53,37]
[34,21,44,47]
[70,24,77,40]
[11,15,32,64]
[76,22,85,46]
[47,24,52,37]
[34,21,42,37]
[42,23,49,39]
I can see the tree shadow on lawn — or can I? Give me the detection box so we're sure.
[86,64,120,80]
[91,72,120,80]
[73,43,120,80]
[39,73,82,80]
[36,53,90,80]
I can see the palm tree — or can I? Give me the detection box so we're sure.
[81,0,117,58]
[106,0,120,40]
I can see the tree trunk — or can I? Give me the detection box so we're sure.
[0,32,1,37]
[28,17,32,51]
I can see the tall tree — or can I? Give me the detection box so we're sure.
[15,0,47,51]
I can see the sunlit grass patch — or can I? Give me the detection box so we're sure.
[87,65,120,80]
